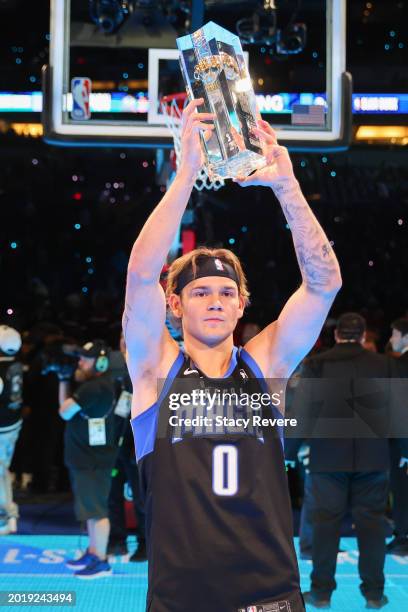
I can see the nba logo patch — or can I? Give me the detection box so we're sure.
[214,258,224,271]
[247,607,261,612]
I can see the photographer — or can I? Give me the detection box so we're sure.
[0,325,23,535]
[59,339,117,579]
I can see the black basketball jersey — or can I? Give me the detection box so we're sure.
[131,347,303,612]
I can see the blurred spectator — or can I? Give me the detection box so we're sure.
[60,340,117,579]
[288,313,400,609]
[0,325,23,534]
[25,323,66,493]
[387,317,408,556]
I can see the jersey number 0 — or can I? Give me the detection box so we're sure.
[212,445,238,496]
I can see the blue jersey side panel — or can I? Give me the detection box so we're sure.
[130,351,184,462]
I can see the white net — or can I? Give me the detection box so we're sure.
[160,96,225,192]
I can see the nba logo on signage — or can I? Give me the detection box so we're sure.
[71,77,92,120]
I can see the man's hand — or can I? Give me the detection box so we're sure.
[178,98,215,181]
[59,397,81,421]
[233,120,296,190]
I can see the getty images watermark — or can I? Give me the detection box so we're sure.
[156,376,408,439]
[167,388,298,430]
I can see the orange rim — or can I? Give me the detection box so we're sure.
[160,92,188,113]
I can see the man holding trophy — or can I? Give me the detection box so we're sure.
[124,22,342,612]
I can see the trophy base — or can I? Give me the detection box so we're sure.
[208,150,267,181]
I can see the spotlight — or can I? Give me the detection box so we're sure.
[276,23,307,55]
[89,0,132,34]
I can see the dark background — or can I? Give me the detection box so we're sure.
[0,0,407,351]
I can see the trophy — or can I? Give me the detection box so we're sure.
[177,21,266,180]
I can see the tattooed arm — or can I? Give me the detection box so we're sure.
[236,121,342,378]
[276,179,341,295]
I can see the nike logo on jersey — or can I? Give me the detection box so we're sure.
[183,367,199,376]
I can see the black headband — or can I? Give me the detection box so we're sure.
[174,256,240,295]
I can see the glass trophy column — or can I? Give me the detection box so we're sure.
[177,21,266,181]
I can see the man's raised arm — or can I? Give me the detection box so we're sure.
[126,99,214,284]
[272,162,341,297]
[237,120,342,376]
[123,100,214,364]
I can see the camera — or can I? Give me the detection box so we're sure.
[40,340,82,381]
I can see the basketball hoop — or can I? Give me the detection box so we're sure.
[160,93,225,192]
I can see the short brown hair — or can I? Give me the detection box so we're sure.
[165,247,250,306]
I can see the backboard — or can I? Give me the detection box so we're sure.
[43,0,351,151]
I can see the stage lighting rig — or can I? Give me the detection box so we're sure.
[235,0,307,55]
[276,22,307,54]
[89,0,190,35]
[89,0,132,34]
[236,0,277,46]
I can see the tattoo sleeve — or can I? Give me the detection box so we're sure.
[274,181,342,294]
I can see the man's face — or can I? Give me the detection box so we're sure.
[78,355,96,373]
[169,276,244,346]
[390,328,408,353]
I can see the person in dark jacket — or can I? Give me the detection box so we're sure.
[0,325,23,535]
[387,317,408,556]
[287,313,407,609]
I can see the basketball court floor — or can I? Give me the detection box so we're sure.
[0,535,407,611]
